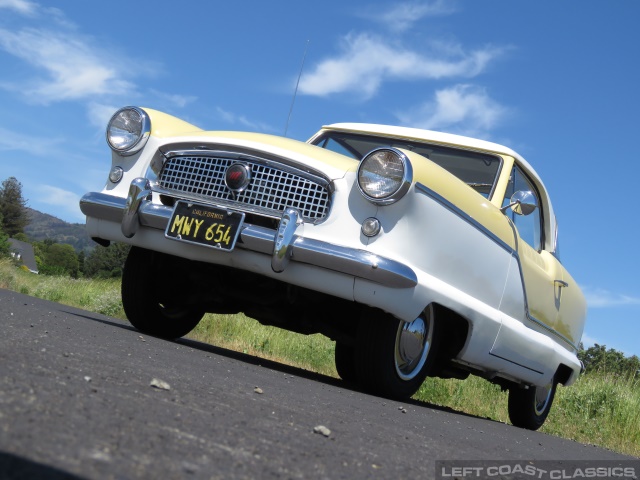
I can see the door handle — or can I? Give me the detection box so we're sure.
[554,280,569,288]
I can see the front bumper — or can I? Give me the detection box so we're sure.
[80,179,417,289]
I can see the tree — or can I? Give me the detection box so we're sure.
[83,242,131,278]
[0,177,29,236]
[12,232,29,243]
[77,250,85,276]
[578,343,640,377]
[0,213,10,257]
[40,242,79,277]
[31,240,47,271]
[32,238,80,277]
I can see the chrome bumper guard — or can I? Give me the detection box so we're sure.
[80,182,417,289]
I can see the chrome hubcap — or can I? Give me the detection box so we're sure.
[534,382,554,416]
[394,310,433,381]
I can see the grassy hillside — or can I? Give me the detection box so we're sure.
[24,207,94,252]
[1,258,638,457]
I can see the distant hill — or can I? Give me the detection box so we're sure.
[24,208,95,252]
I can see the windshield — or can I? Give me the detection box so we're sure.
[311,131,502,198]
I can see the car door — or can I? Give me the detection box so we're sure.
[506,166,563,328]
[490,165,569,372]
[554,260,587,349]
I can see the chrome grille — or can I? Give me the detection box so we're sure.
[158,155,330,220]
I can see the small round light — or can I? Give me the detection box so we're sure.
[361,217,381,237]
[106,106,151,155]
[109,166,124,184]
[357,148,412,205]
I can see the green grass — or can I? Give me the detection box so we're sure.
[1,259,125,318]
[190,312,337,376]
[2,258,638,457]
[415,372,640,457]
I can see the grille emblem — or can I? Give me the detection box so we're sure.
[225,163,251,192]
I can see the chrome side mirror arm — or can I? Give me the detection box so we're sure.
[501,190,537,216]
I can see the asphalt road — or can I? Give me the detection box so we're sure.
[0,288,637,480]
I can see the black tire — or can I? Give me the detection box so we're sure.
[334,342,357,383]
[355,305,439,399]
[508,380,557,430]
[122,247,205,340]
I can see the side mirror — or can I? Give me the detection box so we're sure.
[501,190,537,216]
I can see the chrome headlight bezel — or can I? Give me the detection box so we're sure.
[357,147,413,205]
[106,106,151,156]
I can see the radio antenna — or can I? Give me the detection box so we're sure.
[284,40,310,137]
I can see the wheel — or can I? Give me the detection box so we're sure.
[334,342,357,383]
[355,305,439,399]
[122,247,205,340]
[508,379,557,430]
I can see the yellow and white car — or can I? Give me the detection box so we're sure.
[81,106,586,430]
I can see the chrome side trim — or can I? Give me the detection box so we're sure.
[526,315,578,352]
[489,352,544,374]
[415,183,514,254]
[79,192,418,289]
[415,182,579,352]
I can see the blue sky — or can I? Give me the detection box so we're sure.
[1,0,638,357]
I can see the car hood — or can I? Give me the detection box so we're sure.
[144,108,358,181]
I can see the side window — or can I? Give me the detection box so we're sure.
[503,166,543,251]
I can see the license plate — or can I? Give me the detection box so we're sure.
[165,201,245,251]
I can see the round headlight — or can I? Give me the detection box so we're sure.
[357,148,413,205]
[106,106,151,155]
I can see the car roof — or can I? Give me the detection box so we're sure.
[323,122,519,158]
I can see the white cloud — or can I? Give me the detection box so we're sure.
[396,84,507,136]
[215,107,274,133]
[363,0,457,33]
[38,185,83,222]
[0,15,188,111]
[86,102,119,129]
[299,33,503,98]
[582,286,640,308]
[149,89,197,109]
[0,0,37,15]
[0,27,136,103]
[42,6,77,30]
[0,126,63,156]
[0,1,76,29]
